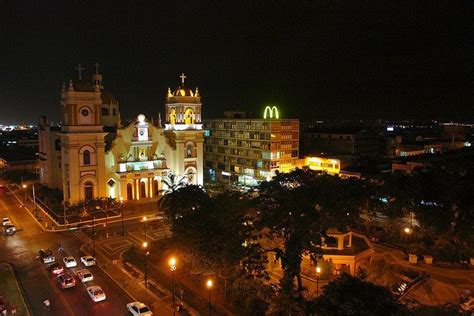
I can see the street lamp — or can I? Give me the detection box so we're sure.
[206,279,213,316]
[316,266,321,297]
[22,184,27,201]
[169,257,177,315]
[120,197,124,236]
[143,242,149,294]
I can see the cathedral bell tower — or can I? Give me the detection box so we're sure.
[164,74,204,185]
[58,64,108,204]
[165,73,202,131]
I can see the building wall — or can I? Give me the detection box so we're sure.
[204,118,299,185]
[303,130,378,157]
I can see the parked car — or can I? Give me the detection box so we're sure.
[3,224,16,236]
[63,256,77,268]
[39,249,55,264]
[57,273,76,289]
[80,256,96,267]
[76,269,93,283]
[50,263,64,275]
[2,217,11,226]
[127,301,153,315]
[87,286,106,302]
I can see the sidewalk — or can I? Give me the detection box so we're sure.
[0,263,30,316]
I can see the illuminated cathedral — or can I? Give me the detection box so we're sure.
[38,66,204,204]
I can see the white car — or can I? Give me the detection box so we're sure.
[63,256,77,268]
[87,285,106,302]
[127,302,153,315]
[76,269,93,283]
[80,255,96,266]
[2,217,11,226]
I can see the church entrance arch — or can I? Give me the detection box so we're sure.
[84,181,94,200]
[127,183,133,200]
[140,181,146,198]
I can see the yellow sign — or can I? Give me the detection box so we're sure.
[263,106,279,119]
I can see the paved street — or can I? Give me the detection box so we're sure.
[0,184,134,315]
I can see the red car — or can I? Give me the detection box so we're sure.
[50,263,64,275]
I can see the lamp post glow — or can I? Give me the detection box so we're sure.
[143,242,149,294]
[206,279,213,316]
[169,257,177,315]
[22,184,27,201]
[316,266,321,297]
[404,227,411,234]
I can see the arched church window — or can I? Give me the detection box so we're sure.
[170,108,176,125]
[84,181,94,200]
[102,108,109,115]
[83,150,91,165]
[184,108,194,125]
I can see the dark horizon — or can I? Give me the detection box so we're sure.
[0,0,472,124]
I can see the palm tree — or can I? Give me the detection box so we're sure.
[158,171,207,232]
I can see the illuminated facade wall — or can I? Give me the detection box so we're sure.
[304,156,340,174]
[203,116,299,185]
[39,73,204,204]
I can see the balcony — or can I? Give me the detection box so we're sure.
[118,159,167,173]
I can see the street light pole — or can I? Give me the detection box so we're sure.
[105,202,109,238]
[143,242,149,295]
[92,216,96,257]
[22,184,27,202]
[120,197,124,236]
[206,279,213,316]
[169,257,177,315]
[32,183,36,208]
[316,266,321,297]
[143,216,148,243]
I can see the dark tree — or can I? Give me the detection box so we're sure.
[257,168,364,303]
[306,274,403,315]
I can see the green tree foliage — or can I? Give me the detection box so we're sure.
[306,274,403,315]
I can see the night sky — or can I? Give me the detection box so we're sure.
[0,0,472,124]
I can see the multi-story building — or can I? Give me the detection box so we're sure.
[303,128,378,157]
[204,107,299,186]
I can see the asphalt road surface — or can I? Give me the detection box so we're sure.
[0,185,133,315]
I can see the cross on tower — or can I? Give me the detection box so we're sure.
[93,62,100,74]
[180,73,186,86]
[75,64,85,80]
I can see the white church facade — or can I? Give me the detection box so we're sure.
[38,67,204,205]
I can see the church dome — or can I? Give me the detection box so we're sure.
[172,86,195,97]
